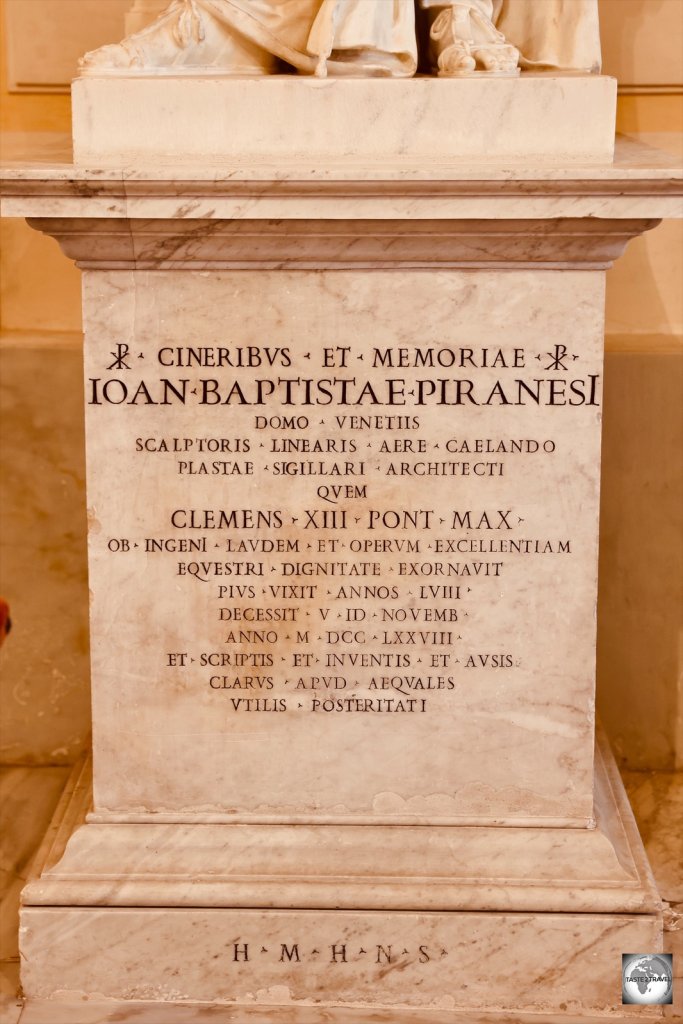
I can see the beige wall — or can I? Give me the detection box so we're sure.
[1,0,682,768]
[0,331,90,763]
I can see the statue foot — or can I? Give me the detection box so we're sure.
[81,41,141,70]
[470,43,520,74]
[435,40,476,75]
[429,2,520,77]
[80,0,277,74]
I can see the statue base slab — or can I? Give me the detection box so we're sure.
[71,74,616,168]
[20,732,663,1017]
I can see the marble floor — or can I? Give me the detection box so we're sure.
[0,765,680,1024]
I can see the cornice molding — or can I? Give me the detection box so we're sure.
[5,176,681,200]
[28,216,662,270]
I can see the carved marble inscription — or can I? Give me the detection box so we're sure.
[84,269,603,824]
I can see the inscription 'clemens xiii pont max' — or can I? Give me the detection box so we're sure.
[88,338,594,717]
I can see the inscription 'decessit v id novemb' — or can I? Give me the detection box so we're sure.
[84,270,602,822]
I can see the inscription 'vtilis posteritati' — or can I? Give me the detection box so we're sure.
[84,269,603,825]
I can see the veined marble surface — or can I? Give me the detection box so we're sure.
[2,131,680,223]
[9,1003,680,1023]
[14,736,664,1016]
[70,76,617,167]
[2,764,680,1023]
[22,735,660,916]
[72,267,605,825]
[1,132,681,182]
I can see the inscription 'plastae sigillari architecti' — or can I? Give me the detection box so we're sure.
[2,1,681,1018]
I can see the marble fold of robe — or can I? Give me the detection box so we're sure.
[201,0,601,76]
[493,0,602,71]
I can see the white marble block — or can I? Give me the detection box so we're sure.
[80,265,602,827]
[71,74,617,167]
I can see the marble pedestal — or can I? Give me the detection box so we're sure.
[18,734,664,1017]
[1,81,681,1019]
